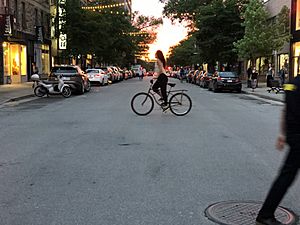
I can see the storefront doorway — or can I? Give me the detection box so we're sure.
[3,42,27,84]
[292,42,300,77]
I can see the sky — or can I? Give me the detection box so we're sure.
[132,0,188,60]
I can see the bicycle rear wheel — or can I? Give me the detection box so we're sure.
[131,92,154,116]
[169,93,192,116]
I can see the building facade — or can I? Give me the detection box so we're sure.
[246,0,291,80]
[265,0,291,77]
[0,0,51,84]
[291,0,300,78]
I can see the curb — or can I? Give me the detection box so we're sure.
[0,94,35,105]
[241,90,284,103]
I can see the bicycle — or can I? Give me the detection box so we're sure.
[131,80,192,116]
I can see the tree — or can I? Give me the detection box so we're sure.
[160,0,212,23]
[63,0,164,66]
[195,0,246,68]
[161,0,246,70]
[168,35,199,66]
[234,0,290,64]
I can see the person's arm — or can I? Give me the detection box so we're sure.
[276,107,286,151]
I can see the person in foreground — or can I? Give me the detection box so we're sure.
[256,75,300,225]
[152,50,168,109]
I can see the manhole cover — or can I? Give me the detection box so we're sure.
[205,201,297,225]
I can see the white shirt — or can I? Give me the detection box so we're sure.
[154,59,166,78]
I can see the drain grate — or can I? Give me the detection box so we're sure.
[205,201,297,225]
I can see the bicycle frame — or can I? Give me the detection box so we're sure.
[144,83,188,107]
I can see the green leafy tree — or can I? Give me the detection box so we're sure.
[168,35,199,66]
[195,0,245,67]
[161,0,246,70]
[234,0,290,64]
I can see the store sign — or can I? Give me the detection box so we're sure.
[4,15,12,36]
[58,0,67,50]
[36,26,44,43]
[59,34,67,49]
[0,14,12,36]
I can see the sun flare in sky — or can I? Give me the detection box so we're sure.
[132,0,188,60]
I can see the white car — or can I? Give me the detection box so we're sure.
[86,69,109,86]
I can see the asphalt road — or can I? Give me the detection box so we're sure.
[0,77,299,225]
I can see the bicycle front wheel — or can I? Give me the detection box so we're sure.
[169,93,192,116]
[131,92,154,116]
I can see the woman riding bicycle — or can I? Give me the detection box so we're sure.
[152,50,168,108]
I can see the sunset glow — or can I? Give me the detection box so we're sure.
[132,0,188,60]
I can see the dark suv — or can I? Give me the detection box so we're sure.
[49,65,91,94]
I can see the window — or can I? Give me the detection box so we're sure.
[296,0,300,30]
[41,11,44,26]
[14,0,18,24]
[35,8,38,26]
[21,2,26,29]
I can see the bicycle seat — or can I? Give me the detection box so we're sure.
[168,83,176,87]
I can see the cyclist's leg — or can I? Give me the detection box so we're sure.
[160,74,168,105]
[152,77,161,95]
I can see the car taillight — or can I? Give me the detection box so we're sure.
[235,78,240,82]
[95,74,101,77]
[217,76,222,81]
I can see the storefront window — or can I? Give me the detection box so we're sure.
[2,42,27,83]
[297,0,300,30]
[3,42,10,77]
[293,42,300,77]
[11,44,20,77]
[278,54,289,71]
[21,45,27,75]
[42,44,50,75]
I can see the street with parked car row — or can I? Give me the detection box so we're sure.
[0,77,298,225]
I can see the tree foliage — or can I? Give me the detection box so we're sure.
[64,0,162,66]
[234,0,290,61]
[168,35,199,66]
[195,0,245,65]
[161,0,246,68]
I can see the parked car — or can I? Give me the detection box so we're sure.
[187,70,194,83]
[200,72,212,88]
[49,65,91,94]
[195,70,204,86]
[86,68,108,86]
[147,71,154,76]
[132,65,143,77]
[192,70,200,84]
[208,71,242,93]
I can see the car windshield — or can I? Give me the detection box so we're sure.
[51,67,77,74]
[87,69,104,74]
[100,68,108,72]
[219,72,237,78]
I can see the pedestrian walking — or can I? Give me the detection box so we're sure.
[247,67,252,88]
[180,67,185,83]
[256,75,300,225]
[266,64,274,87]
[278,66,286,87]
[251,68,258,92]
[152,50,168,109]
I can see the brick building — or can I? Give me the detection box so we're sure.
[0,0,51,84]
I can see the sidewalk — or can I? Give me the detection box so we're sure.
[241,81,284,103]
[0,82,34,105]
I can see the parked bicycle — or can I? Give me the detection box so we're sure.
[131,80,192,116]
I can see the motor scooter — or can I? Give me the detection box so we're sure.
[31,74,72,98]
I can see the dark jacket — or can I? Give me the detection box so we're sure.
[285,75,300,148]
